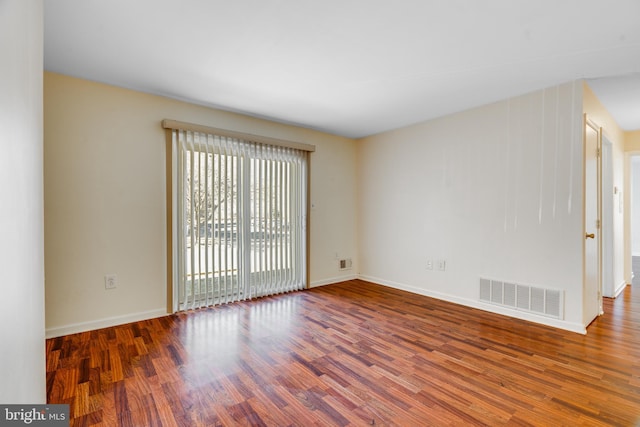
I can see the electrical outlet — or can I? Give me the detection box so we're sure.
[105,274,117,290]
[437,260,446,271]
[426,260,433,270]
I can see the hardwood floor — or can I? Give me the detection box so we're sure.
[47,279,640,426]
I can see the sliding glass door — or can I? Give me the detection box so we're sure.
[173,130,307,311]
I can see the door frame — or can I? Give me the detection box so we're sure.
[627,153,640,287]
[601,136,614,297]
[583,114,603,323]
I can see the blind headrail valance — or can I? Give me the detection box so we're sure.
[162,119,316,152]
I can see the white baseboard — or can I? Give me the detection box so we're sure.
[613,281,628,298]
[46,277,356,338]
[47,274,593,338]
[310,274,357,288]
[46,308,168,339]
[358,274,587,335]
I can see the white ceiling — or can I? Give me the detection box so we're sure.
[44,1,640,138]
[587,73,640,131]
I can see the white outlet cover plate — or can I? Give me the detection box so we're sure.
[105,274,117,289]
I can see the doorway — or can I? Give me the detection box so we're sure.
[631,156,640,285]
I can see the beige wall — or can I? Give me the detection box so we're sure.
[44,72,358,336]
[0,0,46,402]
[626,130,640,151]
[357,81,586,332]
[583,82,627,294]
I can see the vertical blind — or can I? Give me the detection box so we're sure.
[171,129,308,311]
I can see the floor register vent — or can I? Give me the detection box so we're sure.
[479,277,564,320]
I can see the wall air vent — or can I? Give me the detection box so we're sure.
[479,277,564,320]
[339,259,352,270]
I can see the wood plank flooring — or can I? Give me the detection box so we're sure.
[46,279,640,426]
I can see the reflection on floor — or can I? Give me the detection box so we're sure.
[47,279,640,426]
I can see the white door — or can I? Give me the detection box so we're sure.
[584,118,601,325]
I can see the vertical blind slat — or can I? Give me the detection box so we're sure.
[203,139,209,306]
[197,138,203,305]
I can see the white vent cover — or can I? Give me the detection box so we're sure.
[479,277,564,319]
